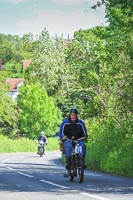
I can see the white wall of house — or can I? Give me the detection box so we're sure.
[8,81,24,101]
[8,91,18,101]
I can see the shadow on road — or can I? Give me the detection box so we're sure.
[0,153,133,196]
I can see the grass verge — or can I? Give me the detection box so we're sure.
[0,134,60,153]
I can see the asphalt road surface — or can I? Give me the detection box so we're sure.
[0,152,133,200]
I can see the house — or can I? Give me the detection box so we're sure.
[6,78,24,101]
[5,60,31,101]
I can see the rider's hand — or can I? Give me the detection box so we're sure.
[85,138,88,143]
[62,135,67,141]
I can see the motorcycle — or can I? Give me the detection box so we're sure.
[38,140,45,157]
[64,137,86,183]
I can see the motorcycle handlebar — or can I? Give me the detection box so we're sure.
[66,136,86,142]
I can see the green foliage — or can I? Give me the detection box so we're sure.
[3,61,22,78]
[86,118,133,177]
[46,137,60,151]
[0,34,16,64]
[24,29,69,98]
[0,33,35,66]
[17,83,62,138]
[0,71,18,136]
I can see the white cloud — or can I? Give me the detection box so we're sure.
[54,0,85,5]
[54,0,106,14]
[0,0,22,2]
[18,9,106,37]
[54,0,103,6]
[0,0,26,3]
[87,0,98,4]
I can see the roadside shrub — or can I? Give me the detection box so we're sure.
[0,134,59,152]
[86,119,133,177]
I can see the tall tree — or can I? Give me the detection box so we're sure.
[17,83,62,138]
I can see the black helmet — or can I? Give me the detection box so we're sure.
[69,108,78,115]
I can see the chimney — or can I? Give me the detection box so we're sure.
[22,60,31,70]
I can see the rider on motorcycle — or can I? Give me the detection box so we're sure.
[59,108,88,169]
[37,131,48,154]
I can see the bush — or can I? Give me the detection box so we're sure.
[86,119,133,177]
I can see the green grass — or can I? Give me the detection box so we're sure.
[46,137,60,151]
[0,134,60,153]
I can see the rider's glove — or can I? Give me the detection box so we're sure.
[85,138,88,143]
[62,135,67,141]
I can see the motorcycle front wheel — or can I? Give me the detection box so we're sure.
[68,156,75,181]
[76,154,84,183]
[39,147,43,157]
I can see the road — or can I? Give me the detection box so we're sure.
[0,152,132,200]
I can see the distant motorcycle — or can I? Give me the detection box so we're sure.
[38,140,45,157]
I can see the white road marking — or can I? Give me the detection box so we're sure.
[1,163,5,166]
[40,179,69,189]
[1,157,17,164]
[6,166,34,178]
[81,193,109,200]
[1,156,34,178]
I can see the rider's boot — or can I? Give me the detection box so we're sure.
[37,146,39,154]
[64,156,71,177]
[65,156,71,170]
[83,156,87,169]
[43,146,45,155]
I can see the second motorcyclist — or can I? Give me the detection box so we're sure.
[37,131,48,154]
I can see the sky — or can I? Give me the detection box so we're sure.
[0,0,107,38]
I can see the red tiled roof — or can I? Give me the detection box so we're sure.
[6,78,24,91]
[22,60,31,69]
